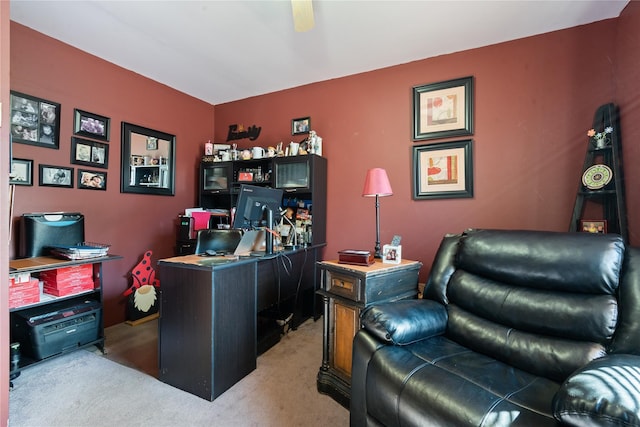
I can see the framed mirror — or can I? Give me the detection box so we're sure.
[121,122,175,196]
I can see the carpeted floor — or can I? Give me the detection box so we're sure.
[8,317,349,426]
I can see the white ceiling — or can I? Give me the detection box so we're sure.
[10,0,629,105]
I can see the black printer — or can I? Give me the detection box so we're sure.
[12,299,101,360]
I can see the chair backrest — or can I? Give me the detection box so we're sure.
[194,229,243,255]
[425,229,628,382]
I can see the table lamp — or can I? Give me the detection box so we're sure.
[362,168,393,258]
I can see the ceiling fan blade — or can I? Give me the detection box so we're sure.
[291,0,315,32]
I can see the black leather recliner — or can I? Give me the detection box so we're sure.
[350,229,640,426]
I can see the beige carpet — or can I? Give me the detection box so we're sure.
[8,318,349,426]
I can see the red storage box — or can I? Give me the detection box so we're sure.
[40,264,94,297]
[39,264,92,280]
[9,277,40,308]
[43,280,94,297]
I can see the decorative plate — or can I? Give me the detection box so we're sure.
[582,164,613,190]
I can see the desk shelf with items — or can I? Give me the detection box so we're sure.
[130,164,169,187]
[197,155,327,248]
[9,255,120,375]
[273,155,327,247]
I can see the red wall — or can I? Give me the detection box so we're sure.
[215,18,638,283]
[9,23,214,326]
[8,12,640,326]
[616,1,640,245]
[1,1,11,423]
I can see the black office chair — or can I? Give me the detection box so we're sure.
[194,229,243,255]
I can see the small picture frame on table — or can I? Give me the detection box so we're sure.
[580,220,607,234]
[382,245,402,264]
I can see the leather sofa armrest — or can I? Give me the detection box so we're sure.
[360,299,447,345]
[553,354,640,426]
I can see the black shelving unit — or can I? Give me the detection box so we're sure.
[196,155,327,248]
[569,103,628,242]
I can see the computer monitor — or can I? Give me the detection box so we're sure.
[232,185,283,230]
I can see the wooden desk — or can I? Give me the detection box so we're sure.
[158,256,257,401]
[316,259,422,408]
[157,246,323,401]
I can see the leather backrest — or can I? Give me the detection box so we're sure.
[422,233,460,305]
[428,229,627,382]
[610,247,640,354]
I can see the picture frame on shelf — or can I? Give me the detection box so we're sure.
[73,109,110,142]
[580,220,607,234]
[70,137,109,169]
[39,164,73,188]
[412,76,473,141]
[77,169,107,191]
[292,116,310,135]
[130,155,144,166]
[10,91,61,149]
[412,139,474,200]
[10,158,33,186]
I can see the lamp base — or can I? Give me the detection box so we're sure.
[374,242,382,259]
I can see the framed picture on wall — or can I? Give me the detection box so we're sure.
[146,137,158,150]
[77,169,107,191]
[70,137,109,169]
[412,139,474,200]
[292,117,310,135]
[39,164,73,188]
[9,158,33,186]
[73,109,110,142]
[412,76,474,141]
[10,91,61,149]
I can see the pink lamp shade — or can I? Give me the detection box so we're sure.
[362,168,393,197]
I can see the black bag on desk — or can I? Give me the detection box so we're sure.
[20,212,85,258]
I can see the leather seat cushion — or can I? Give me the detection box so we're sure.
[366,336,560,427]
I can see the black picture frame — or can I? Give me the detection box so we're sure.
[39,164,74,188]
[70,137,109,169]
[121,122,176,196]
[73,109,110,142]
[77,169,107,191]
[10,91,61,149]
[412,139,474,200]
[292,117,310,135]
[412,76,474,141]
[10,158,33,186]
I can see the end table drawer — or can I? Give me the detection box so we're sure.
[326,271,360,300]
